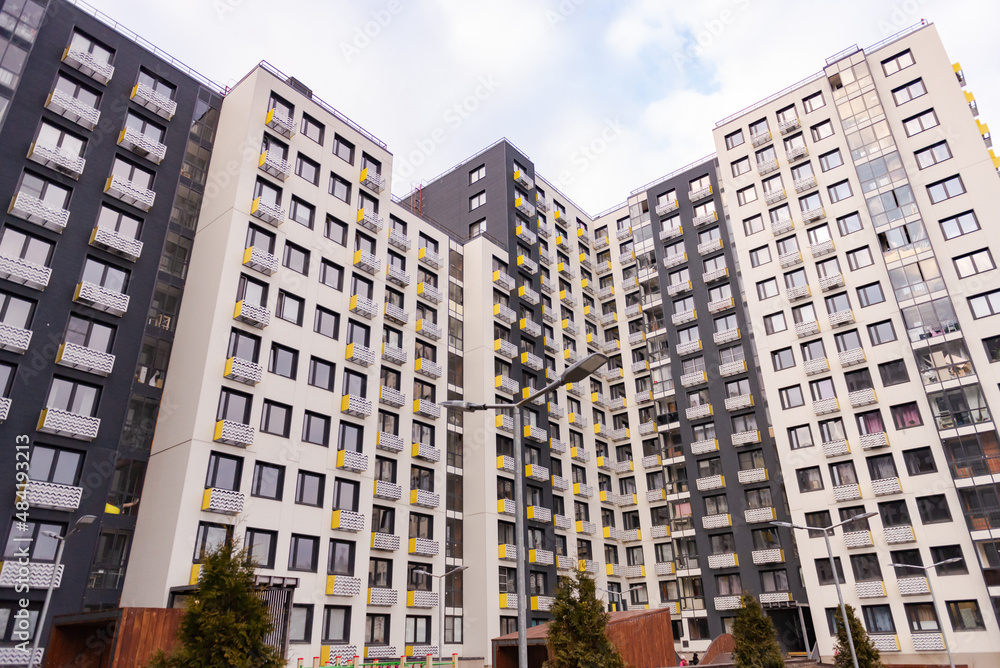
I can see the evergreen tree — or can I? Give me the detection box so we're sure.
[731,592,784,668]
[544,569,629,668]
[146,540,285,668]
[833,604,884,668]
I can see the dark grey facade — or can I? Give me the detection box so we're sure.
[0,0,219,652]
[638,159,811,650]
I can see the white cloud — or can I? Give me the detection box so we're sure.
[82,0,1000,214]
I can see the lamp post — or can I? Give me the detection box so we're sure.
[886,558,961,668]
[413,565,468,663]
[772,511,876,668]
[443,351,608,668]
[30,514,97,664]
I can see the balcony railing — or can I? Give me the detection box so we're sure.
[381,343,406,366]
[0,253,50,291]
[9,191,70,232]
[56,341,115,376]
[250,197,283,226]
[37,407,100,441]
[105,174,155,212]
[117,126,167,165]
[214,419,254,447]
[202,487,245,515]
[132,82,177,119]
[91,225,143,262]
[62,46,115,83]
[388,228,411,251]
[19,479,83,511]
[46,88,100,129]
[28,141,85,179]
[75,282,129,317]
[360,168,385,193]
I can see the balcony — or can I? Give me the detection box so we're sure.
[751,129,772,147]
[696,475,725,491]
[46,88,100,130]
[250,197,283,226]
[408,538,439,556]
[779,117,801,134]
[666,280,691,299]
[707,297,735,316]
[384,303,408,326]
[680,371,707,388]
[655,199,679,216]
[386,264,411,287]
[752,549,785,565]
[415,283,443,306]
[885,525,915,544]
[415,319,442,341]
[702,267,728,283]
[493,303,517,325]
[719,360,747,377]
[325,575,362,599]
[0,562,63,590]
[803,357,829,376]
[795,319,820,338]
[374,480,401,501]
[513,168,534,190]
[75,282,129,317]
[19,479,82,511]
[771,218,794,236]
[418,246,443,269]
[707,553,739,569]
[672,309,697,326]
[895,575,927,595]
[497,498,516,516]
[414,357,441,379]
[330,509,365,533]
[368,586,397,605]
[515,224,537,246]
[105,174,155,212]
[843,530,873,549]
[691,438,719,455]
[213,419,254,447]
[839,347,865,367]
[410,488,440,508]
[518,255,538,275]
[202,487,245,515]
[62,45,115,84]
[724,393,753,411]
[785,145,809,163]
[715,596,743,611]
[812,397,839,415]
[872,477,902,497]
[356,167,385,194]
[576,521,597,536]
[371,533,401,551]
[519,285,540,305]
[714,327,740,345]
[732,430,761,446]
[264,106,294,137]
[413,399,441,419]
[9,191,69,233]
[496,414,513,433]
[523,426,548,445]
[757,159,779,175]
[388,228,411,251]
[745,506,776,524]
[346,342,375,367]
[686,404,713,421]
[787,284,811,302]
[257,150,290,180]
[654,562,676,577]
[550,440,568,457]
[28,141,85,179]
[802,207,826,223]
[848,388,877,408]
[56,341,114,376]
[495,374,519,394]
[855,581,886,599]
[37,407,100,441]
[860,432,888,450]
[349,294,377,320]
[693,211,718,227]
[573,483,594,499]
[381,343,406,366]
[0,253,50,290]
[822,439,850,458]
[793,175,817,192]
[514,196,536,217]
[737,468,768,484]
[341,394,373,418]
[764,188,786,205]
[376,431,404,453]
[527,505,552,524]
[647,488,666,502]
[829,309,856,328]
[833,483,862,502]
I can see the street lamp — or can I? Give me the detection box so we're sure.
[412,565,468,662]
[772,511,876,668]
[442,351,608,668]
[886,558,961,668]
[30,514,97,663]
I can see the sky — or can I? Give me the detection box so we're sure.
[81,0,1000,215]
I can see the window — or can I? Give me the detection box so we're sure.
[65,315,114,354]
[891,403,922,429]
[915,141,952,169]
[868,321,897,345]
[322,606,351,643]
[928,175,966,204]
[82,257,128,294]
[302,412,330,446]
[28,446,82,486]
[282,242,309,275]
[803,92,825,113]
[294,154,320,186]
[819,149,843,172]
[469,164,485,184]
[780,386,804,409]
[857,283,885,307]
[301,114,324,144]
[788,425,813,450]
[749,245,771,267]
[192,522,231,562]
[289,605,313,643]
[338,421,364,453]
[276,291,304,325]
[828,180,852,203]
[205,452,242,491]
[756,279,779,300]
[763,311,786,335]
[307,357,336,392]
[317,259,343,291]
[217,387,251,423]
[772,348,795,371]
[736,185,757,206]
[333,135,355,163]
[878,360,909,386]
[881,49,914,75]
[916,495,951,524]
[315,307,340,339]
[850,553,882,582]
[45,377,100,416]
[333,478,360,512]
[946,601,985,631]
[816,557,845,585]
[405,616,432,644]
[862,605,896,634]
[810,120,834,141]
[939,210,979,240]
[246,528,276,568]
[892,78,926,105]
[805,511,832,537]
[295,470,324,506]
[903,109,939,137]
[954,249,994,278]
[724,129,744,149]
[329,539,355,576]
[251,462,283,499]
[731,157,751,177]
[469,191,486,210]
[329,174,350,203]
[796,467,823,492]
[137,69,175,100]
[835,212,863,236]
[324,216,347,245]
[269,343,298,378]
[847,246,874,270]
[260,400,291,436]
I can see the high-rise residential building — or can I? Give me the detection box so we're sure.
[713,22,1000,667]
[0,0,221,661]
